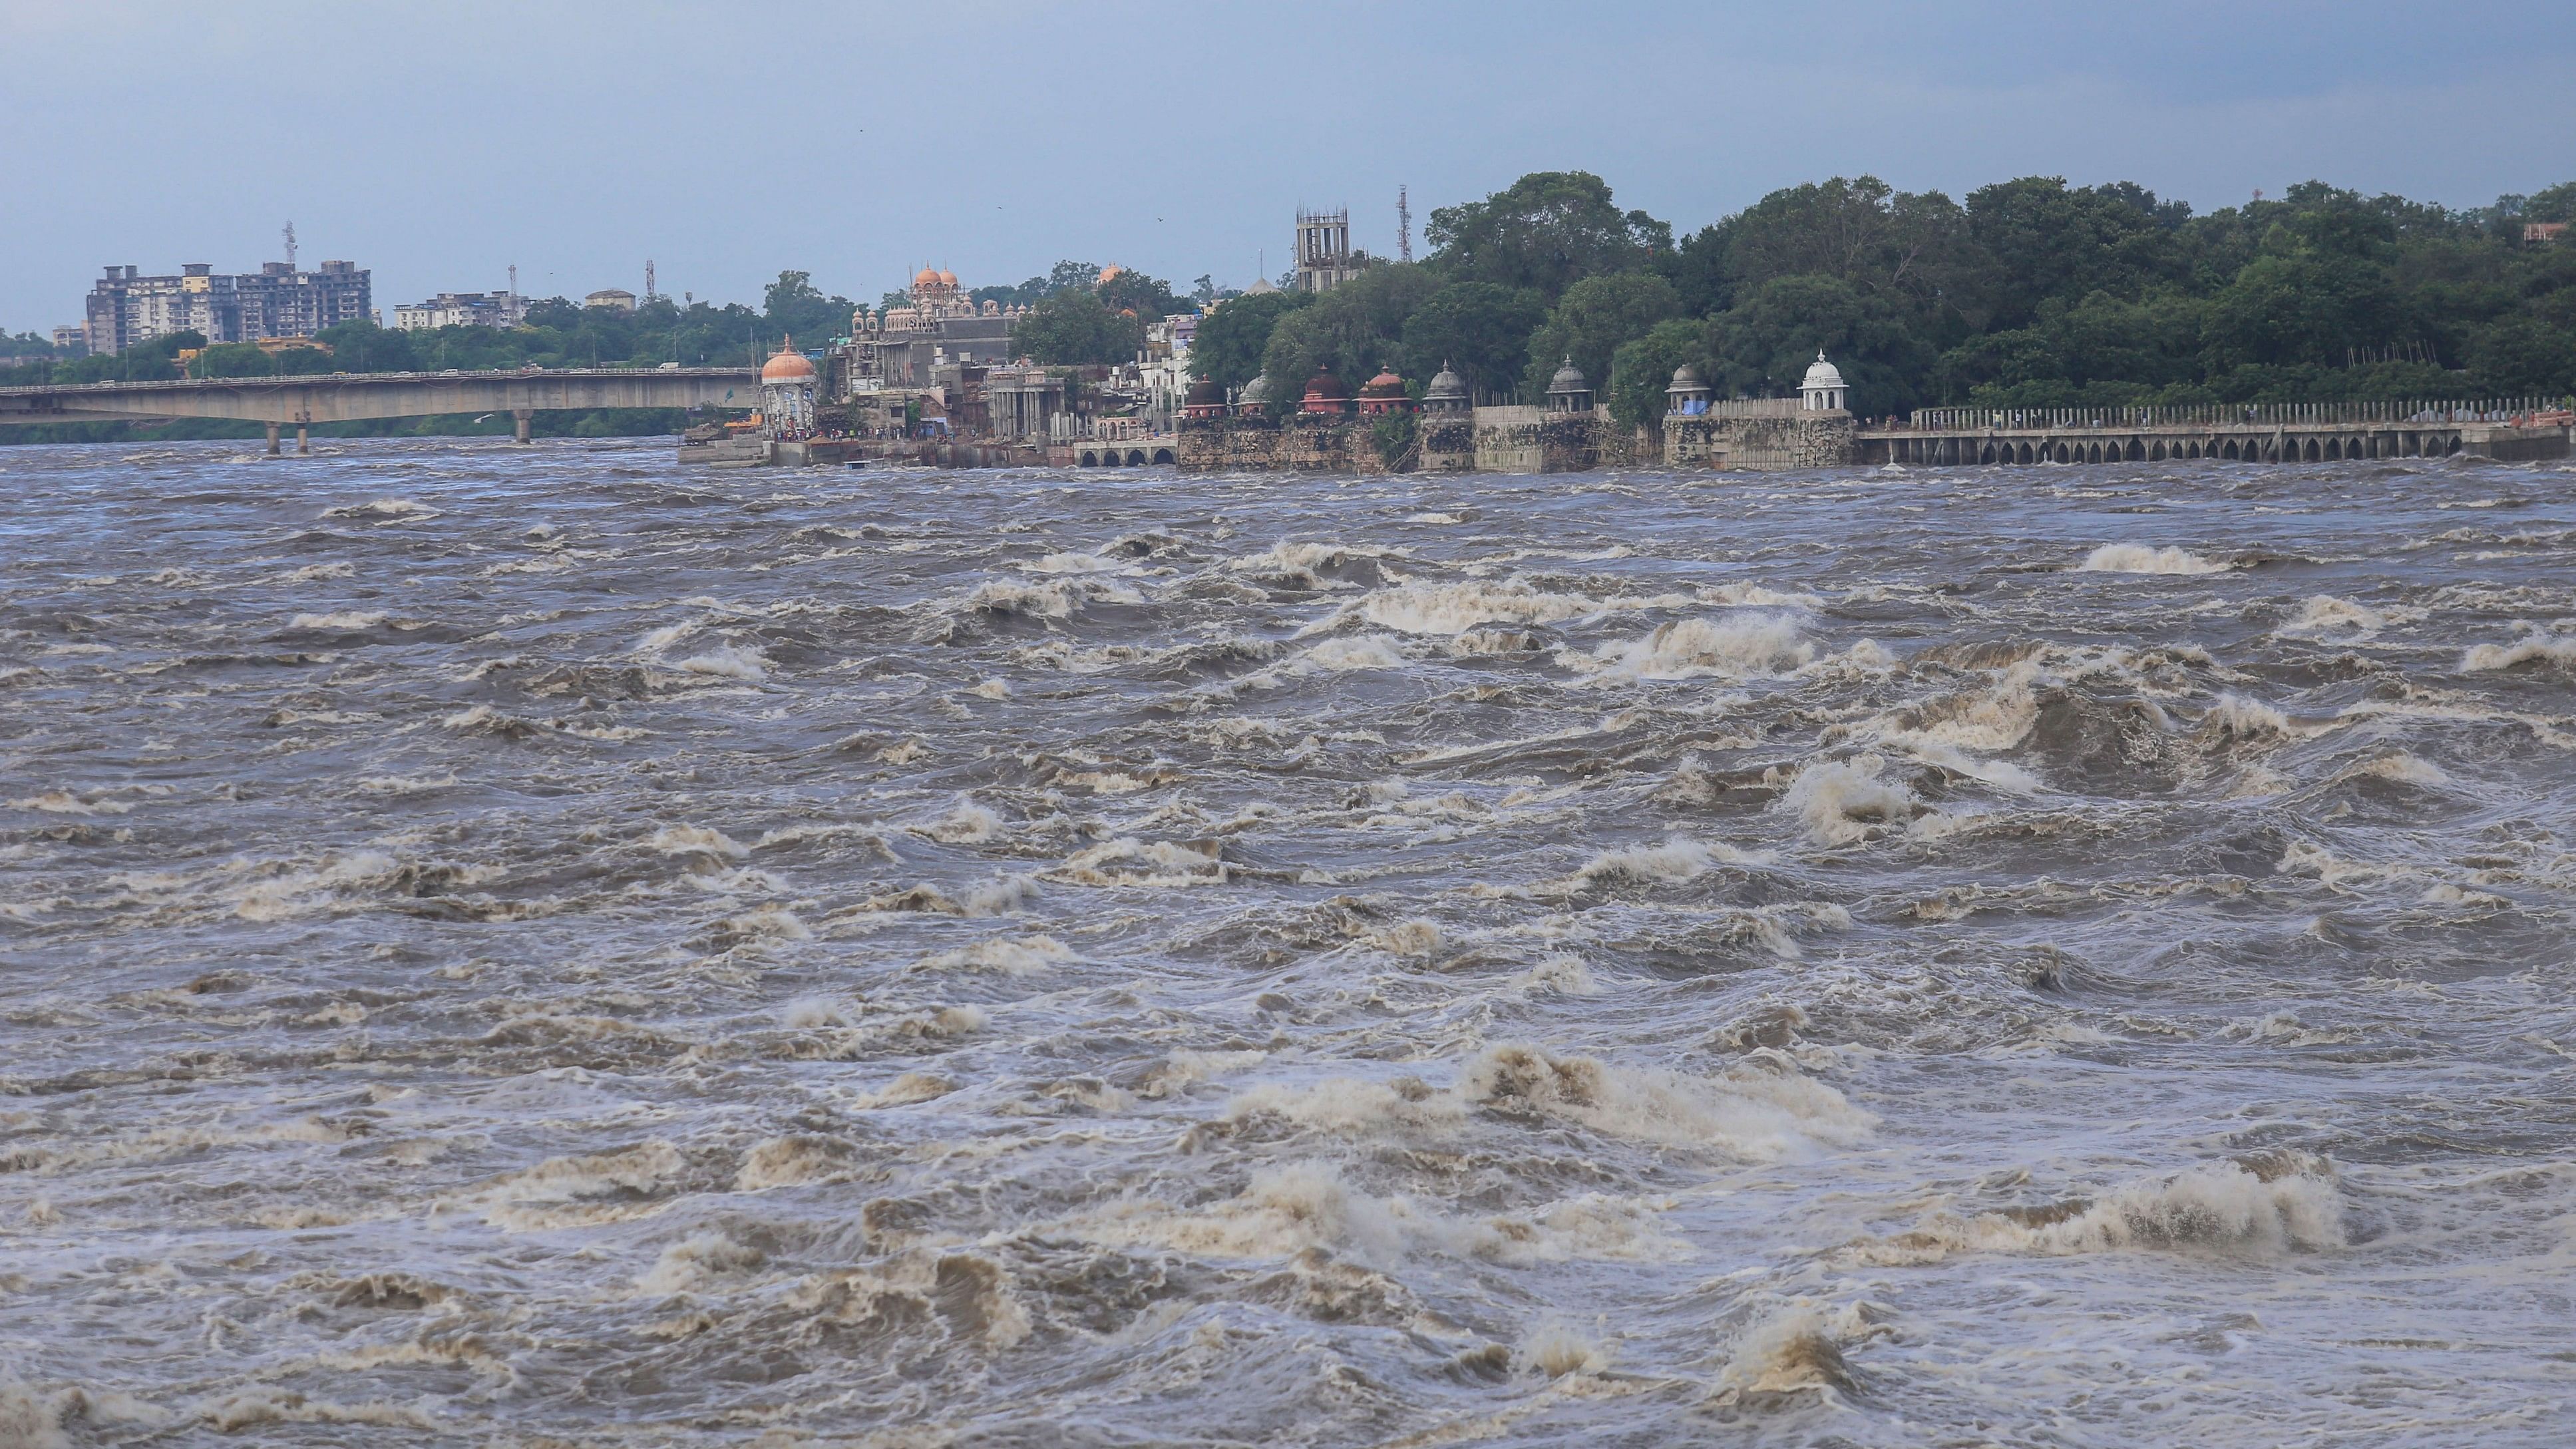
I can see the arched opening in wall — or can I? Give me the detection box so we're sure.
[2444,434,2462,455]
[1077,450,1098,467]
[2018,443,2034,464]
[1979,445,1996,464]
[2149,442,2167,461]
[2323,438,2340,461]
[2303,439,2321,462]
[2084,443,2102,463]
[1152,448,1175,464]
[2125,439,2145,461]
[2222,439,2240,460]
[1126,450,1147,466]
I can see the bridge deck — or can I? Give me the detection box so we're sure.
[0,367,761,426]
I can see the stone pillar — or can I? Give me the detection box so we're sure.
[295,424,309,455]
[266,421,280,456]
[514,409,533,444]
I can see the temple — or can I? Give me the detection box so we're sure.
[849,268,1024,389]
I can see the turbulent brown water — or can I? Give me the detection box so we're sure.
[4,436,2575,1447]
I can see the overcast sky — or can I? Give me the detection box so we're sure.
[5,0,2571,332]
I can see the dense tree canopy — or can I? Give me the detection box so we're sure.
[1189,290,1309,391]
[1012,290,1143,366]
[1257,266,1443,411]
[1399,282,1546,396]
[1425,171,1672,301]
[1521,272,1683,401]
[1096,268,1183,320]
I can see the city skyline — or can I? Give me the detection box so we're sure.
[5,0,2573,333]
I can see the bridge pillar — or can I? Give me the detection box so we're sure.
[295,424,309,455]
[513,409,533,445]
[265,421,280,457]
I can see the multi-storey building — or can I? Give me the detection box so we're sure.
[391,292,525,331]
[83,259,371,354]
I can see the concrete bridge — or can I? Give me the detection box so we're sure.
[0,367,759,451]
[1860,399,2573,467]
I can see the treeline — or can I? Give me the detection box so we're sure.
[1187,171,2576,424]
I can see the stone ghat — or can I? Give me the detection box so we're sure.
[1178,407,1857,475]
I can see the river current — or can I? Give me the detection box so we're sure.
[3,437,2573,1446]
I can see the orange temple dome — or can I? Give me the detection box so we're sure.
[761,345,817,383]
[914,267,942,288]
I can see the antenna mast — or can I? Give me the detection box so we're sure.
[281,220,297,269]
[645,258,656,302]
[1397,186,1411,264]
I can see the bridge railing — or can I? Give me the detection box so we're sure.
[1898,397,2576,431]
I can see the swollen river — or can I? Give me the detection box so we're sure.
[3,437,2573,1446]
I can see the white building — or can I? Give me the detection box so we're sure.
[392,292,524,331]
[760,341,817,439]
[1137,312,1200,425]
[1800,351,1849,411]
[82,259,370,354]
[584,288,638,313]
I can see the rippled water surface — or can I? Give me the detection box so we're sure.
[5,437,2575,1446]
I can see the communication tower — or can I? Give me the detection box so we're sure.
[1397,186,1411,264]
[281,220,297,269]
[645,259,657,302]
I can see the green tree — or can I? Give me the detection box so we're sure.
[1257,264,1442,405]
[1658,223,1733,317]
[1425,170,1671,300]
[2469,315,2576,396]
[762,270,856,345]
[1704,274,1936,416]
[1013,290,1141,365]
[1521,271,1682,401]
[2200,250,2404,371]
[1961,176,2191,329]
[2525,181,2576,224]
[1399,282,1545,397]
[1097,268,1181,319]
[1605,317,1708,429]
[1189,289,1310,389]
[1723,175,1973,318]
